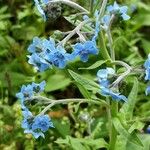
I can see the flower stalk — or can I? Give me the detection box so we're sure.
[49,0,89,14]
[28,96,107,115]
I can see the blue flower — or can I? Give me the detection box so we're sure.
[71,41,98,62]
[101,15,111,30]
[16,84,34,108]
[32,81,46,93]
[97,68,115,80]
[16,84,33,100]
[42,0,49,4]
[22,108,33,129]
[32,115,54,132]
[21,109,54,138]
[144,54,150,81]
[107,1,130,21]
[146,86,150,96]
[97,68,127,102]
[28,53,51,72]
[46,46,70,68]
[146,126,150,134]
[27,37,71,70]
[34,0,47,21]
[28,37,43,53]
[97,68,115,87]
[28,37,56,54]
[22,111,45,139]
[92,10,100,41]
[101,87,127,102]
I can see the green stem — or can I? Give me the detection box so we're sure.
[90,0,94,14]
[99,0,108,19]
[106,98,112,146]
[109,101,118,150]
[98,31,111,60]
[107,14,115,61]
[34,96,105,115]
[107,29,115,61]
[49,0,89,14]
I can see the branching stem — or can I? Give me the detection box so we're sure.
[29,96,106,115]
[49,0,89,14]
[111,61,132,87]
[60,20,90,46]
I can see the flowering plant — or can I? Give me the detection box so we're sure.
[14,0,150,149]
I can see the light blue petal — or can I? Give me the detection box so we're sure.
[121,13,130,20]
[119,6,128,14]
[107,5,114,12]
[146,86,150,95]
[80,54,89,62]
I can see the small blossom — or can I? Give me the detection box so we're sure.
[92,10,100,41]
[144,54,150,81]
[97,68,127,102]
[21,109,45,138]
[97,68,115,87]
[27,37,71,71]
[71,41,98,62]
[28,53,51,72]
[32,81,46,93]
[16,81,46,108]
[28,37,55,54]
[97,68,115,79]
[83,15,89,20]
[145,86,150,96]
[101,87,127,102]
[46,46,70,68]
[146,126,150,134]
[107,1,130,21]
[21,106,54,138]
[16,84,33,108]
[32,115,54,132]
[101,15,111,30]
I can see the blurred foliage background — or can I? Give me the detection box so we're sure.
[0,0,150,149]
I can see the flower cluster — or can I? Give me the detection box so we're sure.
[101,1,130,30]
[97,68,127,102]
[16,81,54,138]
[28,37,71,71]
[144,54,150,95]
[27,37,99,71]
[71,41,98,62]
[107,1,130,20]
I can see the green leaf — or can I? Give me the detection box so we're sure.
[0,72,32,87]
[53,119,71,138]
[76,82,91,99]
[128,122,144,133]
[45,74,71,92]
[120,77,139,120]
[79,60,108,70]
[116,133,150,150]
[68,70,99,92]
[113,117,143,147]
[141,39,150,55]
[55,136,108,150]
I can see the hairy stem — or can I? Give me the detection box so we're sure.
[98,31,111,60]
[36,97,105,115]
[107,14,115,61]
[49,0,89,13]
[90,0,94,14]
[111,61,132,87]
[60,19,90,46]
[99,0,108,19]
